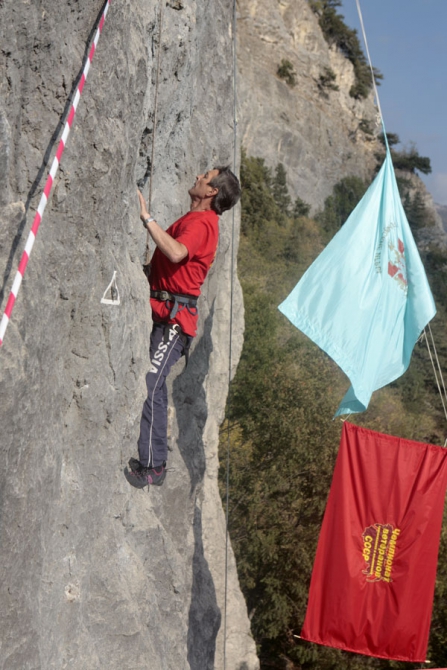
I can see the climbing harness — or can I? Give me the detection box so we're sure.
[150,289,198,320]
[101,270,120,305]
[0,0,111,347]
[143,0,165,277]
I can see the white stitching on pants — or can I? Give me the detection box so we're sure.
[147,331,180,468]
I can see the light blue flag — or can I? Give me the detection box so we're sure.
[278,150,436,416]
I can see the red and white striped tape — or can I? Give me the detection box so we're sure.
[0,0,111,347]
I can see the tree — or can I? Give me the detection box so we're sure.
[308,0,383,99]
[377,133,432,175]
[221,151,447,669]
[293,197,311,218]
[277,59,297,87]
[240,150,278,234]
[379,131,400,148]
[318,175,368,236]
[393,147,432,175]
[272,163,292,217]
[317,66,339,97]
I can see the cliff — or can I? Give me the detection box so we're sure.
[237,0,381,211]
[0,1,257,668]
[0,0,444,668]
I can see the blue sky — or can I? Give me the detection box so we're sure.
[340,0,447,205]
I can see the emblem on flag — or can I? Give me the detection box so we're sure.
[362,523,400,583]
[388,237,408,293]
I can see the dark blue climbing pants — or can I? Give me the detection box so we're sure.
[137,322,192,468]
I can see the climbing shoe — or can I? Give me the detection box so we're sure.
[128,457,143,473]
[124,462,167,489]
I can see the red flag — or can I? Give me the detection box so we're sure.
[301,422,447,662]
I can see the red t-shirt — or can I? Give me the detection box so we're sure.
[149,209,219,336]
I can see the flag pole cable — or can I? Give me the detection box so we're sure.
[427,322,447,403]
[424,329,447,430]
[0,0,112,348]
[223,0,238,667]
[354,0,389,153]
[356,0,447,439]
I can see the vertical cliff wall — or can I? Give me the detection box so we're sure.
[0,1,258,668]
[237,0,381,211]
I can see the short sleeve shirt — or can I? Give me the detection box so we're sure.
[149,209,219,336]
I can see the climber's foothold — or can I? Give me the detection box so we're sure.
[101,270,120,306]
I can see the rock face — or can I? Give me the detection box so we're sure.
[0,1,257,668]
[237,0,381,211]
[1,0,443,667]
[397,172,447,251]
[435,203,447,236]
[237,0,444,243]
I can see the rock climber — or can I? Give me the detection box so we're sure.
[125,166,241,488]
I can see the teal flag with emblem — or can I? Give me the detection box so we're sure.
[278,150,436,416]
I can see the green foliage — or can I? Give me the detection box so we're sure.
[221,152,447,669]
[272,163,292,218]
[317,66,339,96]
[379,131,401,148]
[240,150,278,235]
[277,59,297,87]
[358,118,374,136]
[395,175,435,235]
[377,133,432,175]
[293,196,311,218]
[308,0,383,99]
[406,190,430,229]
[393,147,432,175]
[317,175,368,237]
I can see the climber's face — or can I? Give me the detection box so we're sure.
[189,169,219,200]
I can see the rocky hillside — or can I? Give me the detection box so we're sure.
[237,0,445,248]
[237,0,380,211]
[0,0,444,668]
[0,1,257,668]
[436,203,447,234]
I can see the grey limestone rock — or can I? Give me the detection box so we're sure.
[0,0,257,668]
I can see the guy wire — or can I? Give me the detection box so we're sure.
[223,0,239,668]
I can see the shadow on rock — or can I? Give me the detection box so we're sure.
[187,504,221,670]
[172,305,214,494]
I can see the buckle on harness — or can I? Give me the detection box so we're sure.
[154,290,172,302]
[150,289,198,320]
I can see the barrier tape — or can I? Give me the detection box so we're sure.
[0,0,111,347]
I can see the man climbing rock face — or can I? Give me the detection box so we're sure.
[125,166,241,489]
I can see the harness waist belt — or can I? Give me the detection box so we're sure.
[150,289,198,320]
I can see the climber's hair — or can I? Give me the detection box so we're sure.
[209,166,241,215]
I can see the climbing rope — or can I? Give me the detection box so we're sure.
[223,1,239,668]
[144,0,165,269]
[0,0,111,347]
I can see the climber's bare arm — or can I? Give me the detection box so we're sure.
[137,190,188,264]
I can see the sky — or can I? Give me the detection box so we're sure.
[339,0,447,205]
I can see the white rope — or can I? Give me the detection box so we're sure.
[354,0,389,151]
[424,328,447,430]
[223,1,238,668]
[427,322,447,402]
[144,0,165,267]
